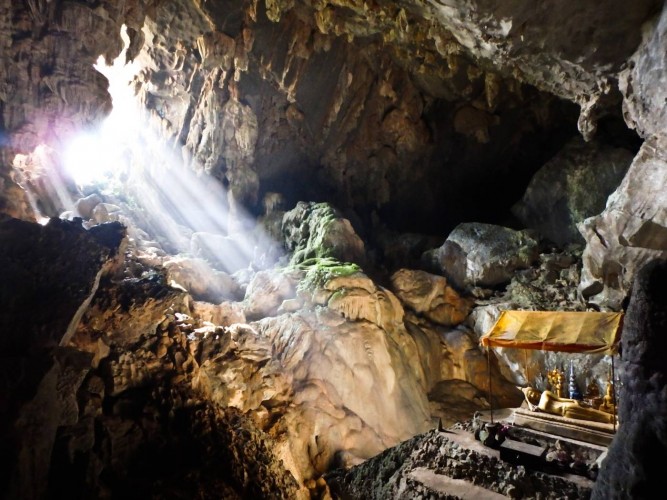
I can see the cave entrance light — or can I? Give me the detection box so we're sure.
[59,24,280,275]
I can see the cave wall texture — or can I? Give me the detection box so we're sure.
[3,0,667,498]
[1,0,664,301]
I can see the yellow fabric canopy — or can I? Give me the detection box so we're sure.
[480,310,623,354]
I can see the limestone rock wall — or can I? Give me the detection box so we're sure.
[592,260,667,499]
[619,7,667,140]
[579,5,667,309]
[414,0,659,139]
[0,0,660,274]
[580,140,667,309]
[513,136,634,248]
[2,0,653,240]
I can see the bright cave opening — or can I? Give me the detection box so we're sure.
[15,25,281,284]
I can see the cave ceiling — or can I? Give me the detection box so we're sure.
[0,0,658,233]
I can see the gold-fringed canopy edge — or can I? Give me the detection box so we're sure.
[480,310,624,355]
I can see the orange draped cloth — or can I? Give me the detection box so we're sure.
[480,310,623,354]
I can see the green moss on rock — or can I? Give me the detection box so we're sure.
[291,256,362,292]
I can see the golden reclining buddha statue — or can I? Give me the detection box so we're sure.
[521,387,616,425]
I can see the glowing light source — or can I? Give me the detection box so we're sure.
[63,132,111,186]
[56,24,281,277]
[63,26,140,188]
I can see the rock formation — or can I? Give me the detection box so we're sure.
[423,222,540,291]
[326,425,594,499]
[0,218,126,499]
[592,259,667,499]
[513,136,634,248]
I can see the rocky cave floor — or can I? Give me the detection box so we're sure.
[4,196,604,499]
[46,266,602,500]
[326,420,601,500]
[30,201,611,495]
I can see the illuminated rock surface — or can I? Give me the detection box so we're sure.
[579,139,667,309]
[390,268,472,326]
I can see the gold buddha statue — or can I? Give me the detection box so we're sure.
[584,379,600,399]
[547,368,565,397]
[521,387,615,424]
[598,377,616,414]
[584,379,602,407]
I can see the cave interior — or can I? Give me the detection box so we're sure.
[2,1,667,499]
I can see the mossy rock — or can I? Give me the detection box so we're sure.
[290,256,362,293]
[282,201,366,267]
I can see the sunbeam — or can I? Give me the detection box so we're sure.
[50,24,282,284]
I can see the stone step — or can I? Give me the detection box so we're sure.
[406,467,507,499]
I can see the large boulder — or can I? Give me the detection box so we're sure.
[74,193,103,219]
[190,231,254,274]
[243,269,297,320]
[423,222,539,290]
[512,136,633,247]
[390,269,472,326]
[164,256,242,303]
[579,140,667,309]
[282,202,365,267]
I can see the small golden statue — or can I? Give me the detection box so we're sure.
[547,368,565,397]
[584,379,602,408]
[584,379,600,400]
[598,375,616,414]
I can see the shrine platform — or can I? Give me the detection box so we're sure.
[478,404,616,447]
